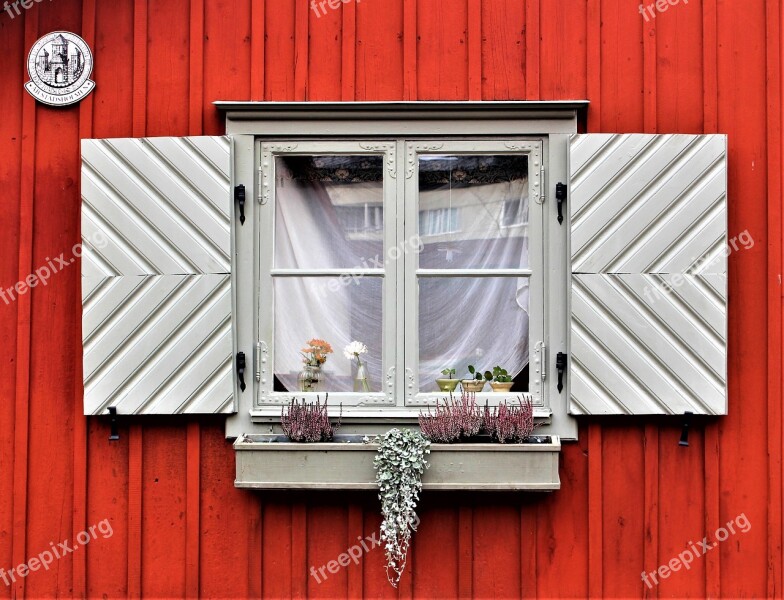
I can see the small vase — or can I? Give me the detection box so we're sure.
[298,363,322,392]
[490,381,514,393]
[353,362,370,392]
[461,379,486,393]
[436,378,460,393]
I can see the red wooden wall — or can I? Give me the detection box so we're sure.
[0,0,781,597]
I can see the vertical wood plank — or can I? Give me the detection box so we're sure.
[480,0,525,100]
[249,497,262,599]
[355,0,404,100]
[704,424,721,598]
[132,0,148,137]
[658,427,706,599]
[716,1,769,596]
[473,503,522,598]
[346,505,363,598]
[416,0,469,99]
[342,0,356,101]
[599,0,644,132]
[467,0,482,100]
[403,0,417,99]
[185,422,200,598]
[601,425,645,598]
[251,0,265,99]
[642,0,656,133]
[409,504,457,599]
[524,0,539,100]
[292,503,308,598]
[189,0,205,132]
[586,0,601,130]
[655,0,703,133]
[520,500,537,599]
[12,8,39,599]
[0,12,24,600]
[458,506,472,598]
[127,425,143,599]
[702,0,719,133]
[295,0,309,100]
[643,424,658,599]
[766,2,784,598]
[147,0,189,136]
[539,0,588,101]
[588,423,603,598]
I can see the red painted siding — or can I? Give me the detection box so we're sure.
[0,0,781,597]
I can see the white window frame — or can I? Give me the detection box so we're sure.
[256,141,398,408]
[402,140,545,409]
[221,101,584,441]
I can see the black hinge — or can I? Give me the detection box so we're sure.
[235,184,246,225]
[556,352,568,393]
[237,351,247,392]
[107,406,120,441]
[555,183,567,225]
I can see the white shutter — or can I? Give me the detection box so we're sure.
[569,134,727,415]
[81,136,235,415]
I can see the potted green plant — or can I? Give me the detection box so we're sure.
[462,365,491,392]
[489,365,513,392]
[435,368,460,392]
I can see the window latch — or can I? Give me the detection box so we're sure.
[235,184,246,225]
[556,352,567,393]
[237,351,247,392]
[555,182,567,225]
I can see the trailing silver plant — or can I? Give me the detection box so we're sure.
[371,428,431,587]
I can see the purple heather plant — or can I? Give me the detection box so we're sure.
[482,396,537,443]
[418,390,482,443]
[281,394,342,442]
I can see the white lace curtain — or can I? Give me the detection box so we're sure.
[272,156,530,392]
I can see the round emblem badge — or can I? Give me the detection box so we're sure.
[25,31,95,106]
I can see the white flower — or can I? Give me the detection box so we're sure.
[343,340,368,360]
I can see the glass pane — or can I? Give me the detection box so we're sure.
[273,276,383,393]
[418,155,529,269]
[418,276,529,393]
[275,155,385,269]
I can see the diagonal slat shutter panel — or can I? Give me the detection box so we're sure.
[81,136,235,415]
[569,134,727,415]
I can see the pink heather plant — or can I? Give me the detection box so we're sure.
[482,396,537,443]
[418,390,482,443]
[281,395,342,442]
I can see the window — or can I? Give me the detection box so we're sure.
[256,140,545,411]
[80,102,728,447]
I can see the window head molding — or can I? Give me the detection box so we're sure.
[215,100,589,137]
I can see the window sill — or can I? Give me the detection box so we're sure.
[234,434,561,491]
[249,406,553,423]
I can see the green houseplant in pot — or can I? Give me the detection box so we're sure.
[462,365,491,392]
[436,368,460,393]
[489,365,514,392]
